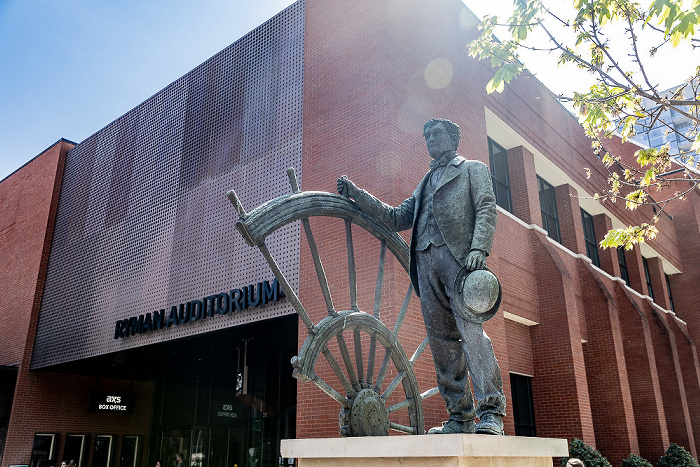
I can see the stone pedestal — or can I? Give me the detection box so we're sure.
[281,434,569,467]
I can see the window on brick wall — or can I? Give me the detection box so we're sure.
[488,137,513,213]
[580,208,599,267]
[618,248,630,286]
[666,274,675,312]
[537,176,561,243]
[510,373,536,437]
[643,257,654,300]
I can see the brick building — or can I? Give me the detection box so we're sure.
[1,0,699,467]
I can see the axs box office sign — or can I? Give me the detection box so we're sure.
[89,392,136,414]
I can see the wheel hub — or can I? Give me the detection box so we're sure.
[349,388,389,436]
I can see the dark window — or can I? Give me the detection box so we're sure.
[666,274,675,312]
[488,137,512,213]
[618,248,630,286]
[510,373,536,437]
[580,209,599,267]
[643,257,654,300]
[537,176,561,243]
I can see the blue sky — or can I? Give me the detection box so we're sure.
[1,0,697,180]
[0,0,296,180]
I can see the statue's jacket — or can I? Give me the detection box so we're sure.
[354,156,497,297]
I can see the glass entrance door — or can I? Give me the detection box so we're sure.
[226,426,246,467]
[148,315,298,467]
[160,426,248,467]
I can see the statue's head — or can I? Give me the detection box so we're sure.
[423,118,460,153]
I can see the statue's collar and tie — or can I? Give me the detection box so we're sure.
[429,150,457,171]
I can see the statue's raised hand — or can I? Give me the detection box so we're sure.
[337,175,360,199]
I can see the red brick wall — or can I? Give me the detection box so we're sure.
[0,140,71,366]
[579,264,638,465]
[1,140,155,467]
[4,373,154,467]
[505,320,534,376]
[671,320,700,458]
[644,304,695,455]
[299,0,700,455]
[529,234,595,443]
[555,184,586,256]
[593,214,619,277]
[616,287,669,461]
[490,213,540,325]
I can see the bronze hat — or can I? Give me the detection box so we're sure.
[452,266,502,323]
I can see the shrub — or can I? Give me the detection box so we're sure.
[658,444,699,467]
[622,453,653,467]
[560,439,612,467]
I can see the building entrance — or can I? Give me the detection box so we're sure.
[148,315,297,467]
[158,425,248,467]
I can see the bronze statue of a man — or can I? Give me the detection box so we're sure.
[337,118,506,435]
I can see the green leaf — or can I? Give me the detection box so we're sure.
[691,135,700,152]
[485,62,522,94]
[641,168,657,186]
[625,189,647,209]
[600,224,659,249]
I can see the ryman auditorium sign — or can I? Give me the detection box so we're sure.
[114,279,284,339]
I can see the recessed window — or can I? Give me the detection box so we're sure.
[64,434,89,467]
[618,248,630,286]
[93,435,114,467]
[666,274,675,312]
[510,373,536,437]
[488,137,512,213]
[537,176,561,243]
[30,433,58,467]
[580,209,599,267]
[643,257,654,300]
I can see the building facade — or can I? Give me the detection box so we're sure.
[629,82,698,166]
[1,0,699,467]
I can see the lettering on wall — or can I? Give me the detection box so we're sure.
[113,278,285,339]
[88,392,136,413]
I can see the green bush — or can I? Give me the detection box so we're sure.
[622,453,653,467]
[560,439,612,467]
[658,444,699,467]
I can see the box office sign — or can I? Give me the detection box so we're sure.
[211,399,249,423]
[89,392,136,413]
[114,278,285,339]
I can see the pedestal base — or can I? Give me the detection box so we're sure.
[281,434,569,467]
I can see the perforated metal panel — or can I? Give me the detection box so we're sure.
[31,0,305,369]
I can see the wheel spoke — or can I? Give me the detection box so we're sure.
[322,346,356,398]
[366,336,377,387]
[410,337,430,365]
[387,398,414,414]
[393,284,413,335]
[381,371,406,400]
[337,333,361,392]
[374,348,392,391]
[286,167,300,193]
[345,220,359,312]
[313,375,350,408]
[258,243,314,333]
[389,422,417,435]
[374,240,387,318]
[301,218,336,317]
[353,330,365,386]
[420,387,440,400]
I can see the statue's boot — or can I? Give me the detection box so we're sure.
[475,413,504,435]
[427,419,476,434]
